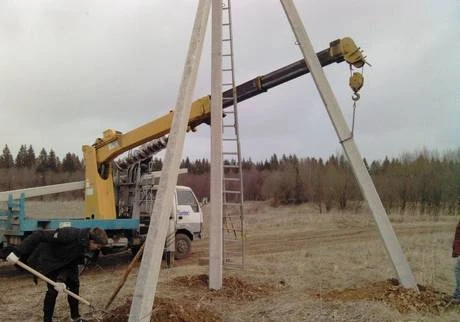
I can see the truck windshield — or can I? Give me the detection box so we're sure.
[177,190,199,212]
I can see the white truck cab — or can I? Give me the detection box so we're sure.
[173,186,203,259]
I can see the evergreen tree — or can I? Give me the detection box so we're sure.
[269,153,279,170]
[0,144,14,168]
[62,153,78,172]
[26,145,36,168]
[48,149,58,172]
[36,148,48,172]
[15,144,28,168]
[180,157,191,170]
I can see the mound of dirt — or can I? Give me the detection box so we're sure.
[318,278,452,314]
[86,275,271,322]
[171,274,273,301]
[90,297,220,322]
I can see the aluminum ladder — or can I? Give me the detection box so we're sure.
[221,0,245,269]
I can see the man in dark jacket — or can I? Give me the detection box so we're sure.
[13,227,108,322]
[452,220,460,302]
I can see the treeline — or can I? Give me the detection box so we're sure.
[177,150,460,215]
[0,144,83,191]
[0,143,458,214]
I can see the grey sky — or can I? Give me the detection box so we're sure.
[0,0,458,163]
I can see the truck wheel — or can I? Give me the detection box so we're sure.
[175,233,192,260]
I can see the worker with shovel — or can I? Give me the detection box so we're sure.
[2,227,108,322]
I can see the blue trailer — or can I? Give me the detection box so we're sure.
[0,193,140,251]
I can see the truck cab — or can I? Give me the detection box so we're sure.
[172,186,203,259]
[115,162,202,259]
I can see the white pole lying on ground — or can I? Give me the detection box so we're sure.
[0,181,85,201]
[6,253,92,306]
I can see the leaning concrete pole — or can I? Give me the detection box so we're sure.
[280,0,418,290]
[209,0,224,290]
[128,2,211,321]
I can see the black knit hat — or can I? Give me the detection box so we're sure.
[89,227,108,245]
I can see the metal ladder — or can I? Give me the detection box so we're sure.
[221,0,245,269]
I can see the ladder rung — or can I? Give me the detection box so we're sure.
[222,83,233,86]
[223,242,243,247]
[223,23,230,26]
[222,7,229,10]
[223,177,240,181]
[222,54,232,56]
[223,255,243,260]
[224,190,241,194]
[222,68,232,72]
[224,202,242,206]
[224,260,244,264]
[223,226,242,231]
[223,164,239,168]
[224,264,244,269]
[224,217,242,221]
[223,228,241,232]
[223,124,234,128]
[223,152,238,155]
[224,229,242,233]
[223,251,243,255]
[223,250,243,254]
[224,230,242,234]
[222,138,237,141]
[224,110,234,114]
[224,261,244,265]
[223,97,234,101]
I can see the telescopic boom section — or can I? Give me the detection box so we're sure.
[83,37,365,220]
[220,37,364,110]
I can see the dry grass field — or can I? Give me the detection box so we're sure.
[1,200,459,321]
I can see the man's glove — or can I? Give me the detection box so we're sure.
[54,282,67,293]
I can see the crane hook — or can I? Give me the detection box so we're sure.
[352,92,360,101]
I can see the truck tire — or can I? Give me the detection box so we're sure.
[175,233,192,260]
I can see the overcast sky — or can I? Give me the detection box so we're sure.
[0,0,458,163]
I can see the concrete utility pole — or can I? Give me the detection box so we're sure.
[209,0,224,290]
[128,1,212,321]
[280,0,418,290]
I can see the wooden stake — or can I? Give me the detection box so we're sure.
[105,244,145,309]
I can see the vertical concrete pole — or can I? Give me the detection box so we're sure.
[128,2,212,321]
[280,0,418,290]
[209,0,224,290]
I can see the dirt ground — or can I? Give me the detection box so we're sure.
[1,201,459,321]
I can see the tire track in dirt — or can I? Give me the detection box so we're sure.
[0,223,452,275]
[189,223,452,259]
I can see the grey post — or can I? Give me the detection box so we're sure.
[280,0,418,290]
[209,0,224,290]
[128,1,212,321]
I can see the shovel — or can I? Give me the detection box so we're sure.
[6,252,93,307]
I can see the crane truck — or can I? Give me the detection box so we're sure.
[0,37,366,259]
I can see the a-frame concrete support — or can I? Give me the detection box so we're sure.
[128,1,211,321]
[280,0,418,290]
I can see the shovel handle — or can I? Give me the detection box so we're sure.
[8,255,91,306]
